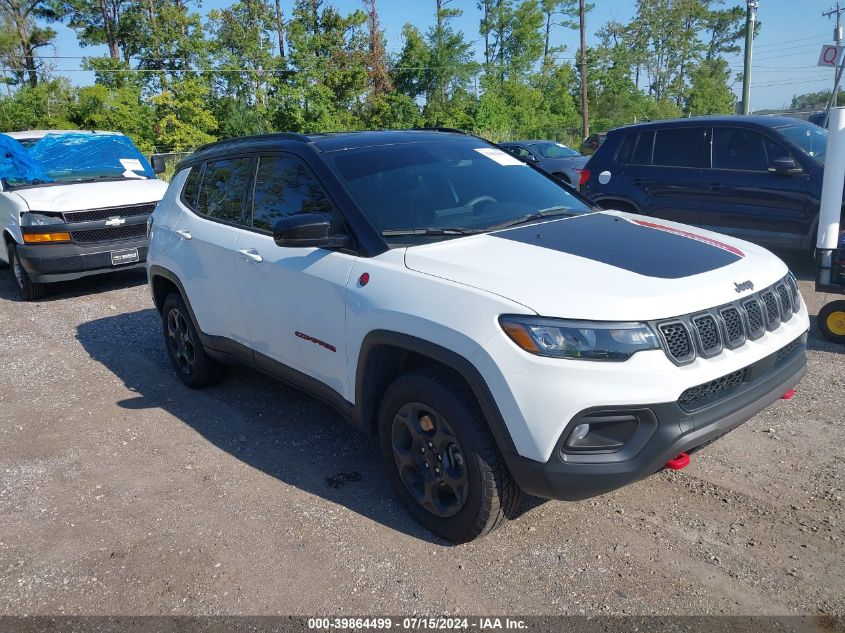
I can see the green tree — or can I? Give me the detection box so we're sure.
[686,57,734,114]
[151,77,216,150]
[0,0,58,86]
[0,78,76,128]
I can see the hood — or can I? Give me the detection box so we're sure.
[11,178,168,212]
[404,210,788,321]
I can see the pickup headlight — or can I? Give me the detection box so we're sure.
[22,212,64,226]
[499,316,660,361]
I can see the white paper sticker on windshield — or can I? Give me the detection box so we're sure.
[474,147,525,166]
[119,158,145,178]
[119,158,144,172]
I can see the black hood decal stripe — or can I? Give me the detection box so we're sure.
[492,213,744,279]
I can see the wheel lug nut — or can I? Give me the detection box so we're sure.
[428,442,433,448]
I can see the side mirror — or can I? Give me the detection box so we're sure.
[768,156,803,176]
[150,154,166,174]
[273,213,350,249]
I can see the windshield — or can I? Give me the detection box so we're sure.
[529,142,579,159]
[2,132,155,187]
[778,123,827,165]
[326,139,591,244]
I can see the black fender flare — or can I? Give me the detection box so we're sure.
[354,330,517,455]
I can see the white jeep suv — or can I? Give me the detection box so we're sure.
[147,130,808,542]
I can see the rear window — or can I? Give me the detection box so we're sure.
[615,134,637,164]
[195,157,252,224]
[653,128,709,168]
[631,131,654,165]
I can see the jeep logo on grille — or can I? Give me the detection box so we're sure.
[105,216,126,227]
[734,280,754,293]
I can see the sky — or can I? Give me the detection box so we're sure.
[44,0,844,111]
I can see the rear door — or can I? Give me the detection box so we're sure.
[621,126,709,226]
[700,126,812,248]
[172,156,253,343]
[235,153,357,398]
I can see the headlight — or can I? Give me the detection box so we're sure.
[22,212,63,226]
[499,316,660,361]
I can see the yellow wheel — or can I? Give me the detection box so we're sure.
[818,300,845,344]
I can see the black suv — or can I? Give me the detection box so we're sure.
[581,116,831,252]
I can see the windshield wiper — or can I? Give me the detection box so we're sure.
[381,227,483,237]
[487,206,576,231]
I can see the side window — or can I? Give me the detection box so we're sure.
[196,157,252,224]
[181,165,202,209]
[712,128,769,171]
[764,138,793,164]
[615,134,637,164]
[653,128,709,168]
[250,155,338,233]
[631,131,654,165]
[503,145,531,160]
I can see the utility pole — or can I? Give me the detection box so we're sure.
[824,3,845,106]
[579,0,589,139]
[741,0,758,114]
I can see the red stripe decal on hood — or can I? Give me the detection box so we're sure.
[630,219,745,258]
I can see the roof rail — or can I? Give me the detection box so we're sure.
[411,126,468,135]
[193,132,312,154]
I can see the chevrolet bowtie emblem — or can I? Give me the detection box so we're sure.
[105,217,126,227]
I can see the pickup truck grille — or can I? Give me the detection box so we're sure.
[62,203,157,223]
[71,223,147,243]
[678,334,805,411]
[655,274,802,365]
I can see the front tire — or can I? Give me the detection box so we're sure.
[818,300,845,344]
[162,292,225,388]
[8,242,46,301]
[378,367,522,543]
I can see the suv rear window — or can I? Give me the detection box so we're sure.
[653,128,709,168]
[615,134,637,164]
[631,131,654,165]
[196,157,252,224]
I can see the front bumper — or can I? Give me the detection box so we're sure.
[505,337,807,501]
[17,238,148,283]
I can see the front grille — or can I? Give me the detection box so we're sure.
[692,314,722,356]
[776,284,793,320]
[761,291,781,330]
[71,223,147,243]
[744,299,766,339]
[678,368,747,410]
[678,335,805,411]
[653,274,801,365]
[775,336,802,364]
[720,307,745,348]
[658,322,694,363]
[63,203,157,223]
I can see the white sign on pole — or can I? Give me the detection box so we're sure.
[818,44,845,67]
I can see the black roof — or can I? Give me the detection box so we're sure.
[608,115,810,135]
[186,128,477,165]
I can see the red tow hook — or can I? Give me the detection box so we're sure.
[781,388,796,400]
[666,452,690,471]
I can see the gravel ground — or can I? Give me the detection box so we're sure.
[0,254,842,617]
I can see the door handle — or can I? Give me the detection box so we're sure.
[175,229,192,240]
[710,183,725,191]
[238,248,263,263]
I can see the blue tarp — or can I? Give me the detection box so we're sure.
[0,134,52,183]
[28,133,154,180]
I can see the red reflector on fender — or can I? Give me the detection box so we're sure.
[666,452,690,470]
[578,168,591,186]
[781,389,796,400]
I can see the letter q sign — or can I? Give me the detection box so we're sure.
[818,45,845,67]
